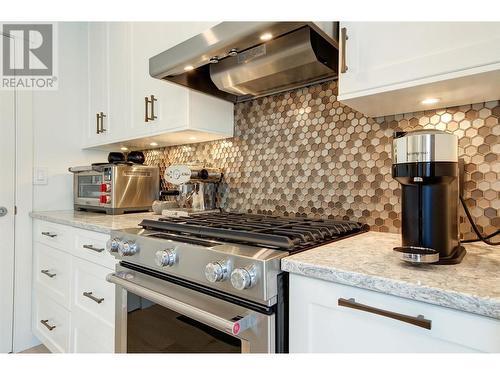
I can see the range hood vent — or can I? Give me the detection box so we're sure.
[150,22,339,103]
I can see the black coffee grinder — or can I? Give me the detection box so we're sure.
[392,129,466,265]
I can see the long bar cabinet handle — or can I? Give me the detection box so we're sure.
[150,95,157,121]
[338,298,431,330]
[83,244,105,253]
[96,112,101,134]
[41,269,56,278]
[340,27,348,73]
[83,291,104,304]
[99,112,106,132]
[41,231,57,238]
[40,319,56,331]
[145,95,158,122]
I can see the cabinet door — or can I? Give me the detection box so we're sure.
[71,306,114,353]
[107,22,131,142]
[33,289,70,353]
[130,22,218,137]
[289,274,500,353]
[338,22,500,97]
[87,22,111,145]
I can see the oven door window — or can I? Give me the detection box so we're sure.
[126,292,241,353]
[78,175,102,198]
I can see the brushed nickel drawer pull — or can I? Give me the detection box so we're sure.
[41,231,57,238]
[41,269,56,278]
[83,291,104,304]
[338,298,431,330]
[40,319,56,331]
[83,244,105,253]
[340,27,348,73]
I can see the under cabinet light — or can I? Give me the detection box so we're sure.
[421,98,440,105]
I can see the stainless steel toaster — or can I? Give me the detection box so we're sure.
[69,163,159,214]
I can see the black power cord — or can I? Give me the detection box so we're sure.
[460,196,500,246]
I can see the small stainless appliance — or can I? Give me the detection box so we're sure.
[69,163,159,214]
[392,130,466,264]
[161,164,222,212]
[105,212,368,353]
[149,22,339,103]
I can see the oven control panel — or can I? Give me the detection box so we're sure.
[106,228,284,305]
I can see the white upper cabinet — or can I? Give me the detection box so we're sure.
[87,23,111,146]
[84,22,234,151]
[338,22,500,117]
[107,22,132,142]
[130,22,212,136]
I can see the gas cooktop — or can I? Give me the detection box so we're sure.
[140,212,368,253]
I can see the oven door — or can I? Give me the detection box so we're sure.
[107,264,275,353]
[74,171,103,207]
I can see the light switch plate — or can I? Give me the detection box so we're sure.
[33,167,48,185]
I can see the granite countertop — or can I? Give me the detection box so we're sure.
[281,231,500,320]
[30,210,158,234]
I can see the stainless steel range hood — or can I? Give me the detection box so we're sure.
[149,22,339,103]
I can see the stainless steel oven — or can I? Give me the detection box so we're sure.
[108,264,275,353]
[105,215,366,354]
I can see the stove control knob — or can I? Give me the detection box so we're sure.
[230,266,257,290]
[155,249,177,267]
[106,238,121,253]
[118,241,139,256]
[205,260,230,283]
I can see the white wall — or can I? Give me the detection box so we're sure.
[32,22,107,211]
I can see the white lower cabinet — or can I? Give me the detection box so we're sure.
[33,243,72,309]
[32,220,116,353]
[72,257,115,325]
[289,274,500,353]
[33,289,71,353]
[71,306,114,353]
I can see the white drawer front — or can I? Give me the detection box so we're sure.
[34,220,73,252]
[34,243,72,308]
[290,274,500,353]
[72,257,115,325]
[33,290,70,353]
[71,306,114,353]
[74,229,116,269]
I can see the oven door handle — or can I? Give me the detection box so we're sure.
[106,273,256,336]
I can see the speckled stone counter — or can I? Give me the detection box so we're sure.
[281,232,500,320]
[30,210,158,234]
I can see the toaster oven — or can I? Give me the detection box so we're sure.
[69,164,159,214]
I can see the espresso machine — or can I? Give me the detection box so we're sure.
[161,164,222,215]
[392,129,466,265]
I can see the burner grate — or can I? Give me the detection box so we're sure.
[140,212,368,252]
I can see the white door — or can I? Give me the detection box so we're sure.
[0,35,16,353]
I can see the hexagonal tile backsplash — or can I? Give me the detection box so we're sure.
[143,81,499,239]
